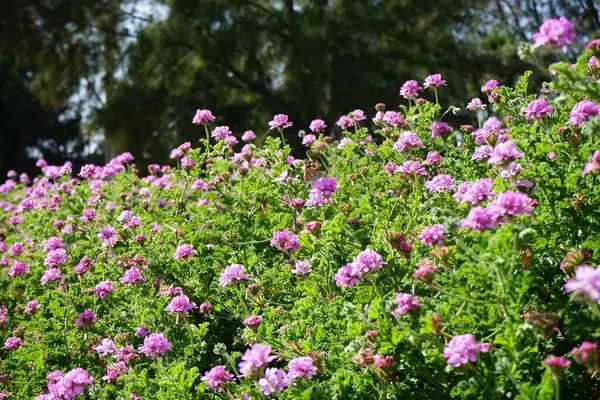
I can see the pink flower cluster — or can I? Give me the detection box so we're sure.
[35,368,94,400]
[306,177,338,206]
[334,248,386,288]
[443,334,492,367]
[533,17,578,48]
[270,229,301,251]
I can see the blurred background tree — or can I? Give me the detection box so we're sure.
[0,0,598,174]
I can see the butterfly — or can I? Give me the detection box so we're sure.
[303,160,323,184]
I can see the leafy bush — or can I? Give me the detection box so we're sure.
[2,17,600,400]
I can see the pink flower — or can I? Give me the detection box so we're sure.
[564,265,600,302]
[583,150,600,175]
[568,100,600,126]
[443,334,492,367]
[239,343,277,377]
[453,178,494,204]
[74,309,97,327]
[374,354,395,368]
[199,302,213,314]
[211,126,232,140]
[425,174,454,193]
[7,261,29,278]
[73,256,92,275]
[413,261,437,283]
[544,356,571,369]
[336,115,353,129]
[306,177,338,206]
[139,333,172,360]
[47,368,94,399]
[270,229,301,251]
[425,151,444,166]
[481,79,499,93]
[380,111,406,127]
[533,17,578,48]
[93,338,116,356]
[268,114,293,130]
[43,237,64,252]
[488,140,524,165]
[460,206,500,230]
[192,109,216,125]
[201,365,234,391]
[287,357,317,380]
[219,264,250,286]
[169,142,191,159]
[307,119,326,133]
[467,98,486,111]
[302,134,317,146]
[258,368,291,395]
[291,260,312,275]
[3,336,23,350]
[24,300,40,314]
[418,224,446,246]
[399,80,422,98]
[430,121,452,138]
[472,145,492,161]
[243,315,262,327]
[392,293,422,316]
[548,152,558,160]
[173,244,197,259]
[351,248,386,275]
[102,361,130,383]
[521,98,554,120]
[45,248,69,267]
[334,264,362,288]
[94,281,116,299]
[393,132,424,152]
[165,295,197,315]
[40,268,65,284]
[488,191,534,216]
[424,74,446,88]
[242,130,256,141]
[572,342,598,366]
[400,160,427,176]
[119,267,146,285]
[98,226,118,248]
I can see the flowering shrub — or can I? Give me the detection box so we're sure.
[3,17,600,399]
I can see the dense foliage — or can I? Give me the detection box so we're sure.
[3,17,600,399]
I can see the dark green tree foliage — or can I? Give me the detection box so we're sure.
[0,57,98,177]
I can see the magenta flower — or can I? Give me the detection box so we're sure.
[102,361,130,383]
[239,343,277,377]
[443,334,492,367]
[3,336,23,350]
[173,244,197,259]
[334,264,362,288]
[43,237,64,252]
[24,300,40,314]
[45,248,69,267]
[418,224,446,246]
[425,174,454,193]
[270,229,301,251]
[400,160,427,176]
[47,368,94,399]
[460,206,500,231]
[307,177,338,207]
[139,333,172,360]
[192,109,216,125]
[242,130,256,141]
[287,357,317,380]
[544,356,571,369]
[393,132,424,152]
[583,150,600,175]
[201,365,235,391]
[119,267,147,285]
[243,315,262,327]
[219,264,250,286]
[412,261,437,284]
[74,309,97,327]
[94,281,116,299]
[481,79,499,93]
[269,114,293,130]
[521,98,554,120]
[568,100,600,126]
[291,260,312,276]
[98,226,118,248]
[381,111,406,127]
[424,74,447,88]
[93,338,116,356]
[169,142,191,159]
[564,265,600,303]
[472,145,493,161]
[533,17,578,48]
[467,98,486,111]
[392,293,422,316]
[211,126,232,140]
[453,178,494,204]
[488,140,524,165]
[258,368,291,395]
[7,261,29,278]
[425,151,444,166]
[349,109,366,122]
[399,80,422,98]
[73,256,92,275]
[336,115,353,130]
[309,119,327,132]
[40,268,65,284]
[488,191,534,217]
[351,248,386,275]
[165,295,197,315]
[548,152,558,161]
[572,342,598,365]
[430,121,452,138]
